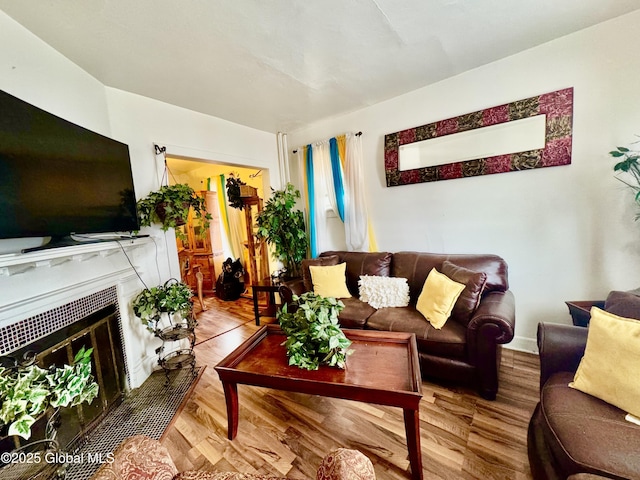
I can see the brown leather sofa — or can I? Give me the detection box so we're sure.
[279,251,515,400]
[528,290,640,480]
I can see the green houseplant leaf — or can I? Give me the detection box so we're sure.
[255,183,308,278]
[136,183,212,240]
[132,279,193,332]
[608,139,640,220]
[277,292,352,370]
[0,347,99,440]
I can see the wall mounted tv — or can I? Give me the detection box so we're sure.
[0,89,139,253]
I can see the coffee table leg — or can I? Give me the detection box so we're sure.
[221,381,239,439]
[404,408,423,480]
[253,289,260,325]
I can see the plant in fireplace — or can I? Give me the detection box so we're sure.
[0,346,99,440]
[277,292,352,370]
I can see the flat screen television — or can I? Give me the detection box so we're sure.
[0,89,139,252]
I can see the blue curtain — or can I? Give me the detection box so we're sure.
[305,145,318,258]
[329,137,345,221]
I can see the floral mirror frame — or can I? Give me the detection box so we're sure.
[384,87,573,187]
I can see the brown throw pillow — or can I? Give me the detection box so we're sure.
[301,255,339,291]
[441,260,487,325]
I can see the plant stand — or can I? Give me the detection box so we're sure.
[154,313,198,386]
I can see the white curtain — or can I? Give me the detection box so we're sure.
[344,133,370,251]
[311,140,334,254]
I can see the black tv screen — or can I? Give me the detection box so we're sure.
[0,89,139,244]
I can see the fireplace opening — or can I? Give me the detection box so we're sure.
[0,303,126,454]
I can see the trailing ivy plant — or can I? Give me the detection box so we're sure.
[609,142,640,219]
[136,183,211,240]
[0,346,99,440]
[277,292,352,370]
[255,183,308,278]
[132,279,193,332]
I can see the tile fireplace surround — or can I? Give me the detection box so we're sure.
[0,238,158,389]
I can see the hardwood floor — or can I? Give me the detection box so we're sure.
[161,294,540,479]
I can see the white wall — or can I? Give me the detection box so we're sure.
[287,10,640,352]
[0,11,279,384]
[105,88,280,282]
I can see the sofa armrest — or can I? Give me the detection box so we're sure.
[278,278,307,309]
[89,435,178,480]
[467,290,516,345]
[537,322,588,390]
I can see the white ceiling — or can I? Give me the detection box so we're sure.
[2,1,639,133]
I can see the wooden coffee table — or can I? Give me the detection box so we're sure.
[215,325,424,479]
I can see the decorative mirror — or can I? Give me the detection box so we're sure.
[384,87,573,187]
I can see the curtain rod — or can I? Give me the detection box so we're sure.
[292,131,362,154]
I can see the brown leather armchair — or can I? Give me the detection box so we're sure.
[280,251,515,400]
[528,321,640,479]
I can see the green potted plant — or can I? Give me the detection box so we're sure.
[136,184,211,240]
[132,279,193,332]
[277,292,352,370]
[0,346,99,440]
[255,183,308,278]
[609,142,640,219]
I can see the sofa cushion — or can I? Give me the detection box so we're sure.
[337,297,376,329]
[320,251,392,296]
[441,260,487,326]
[366,306,467,359]
[302,255,339,291]
[358,275,410,309]
[540,372,640,479]
[309,263,352,298]
[416,268,465,329]
[569,307,640,418]
[391,252,508,302]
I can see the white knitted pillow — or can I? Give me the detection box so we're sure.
[358,275,410,309]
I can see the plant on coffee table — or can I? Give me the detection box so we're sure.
[277,292,352,370]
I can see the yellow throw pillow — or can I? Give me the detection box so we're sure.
[416,268,466,329]
[569,307,640,418]
[309,263,352,298]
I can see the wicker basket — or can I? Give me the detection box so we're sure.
[239,185,258,197]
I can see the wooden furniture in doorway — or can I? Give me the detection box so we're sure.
[241,194,269,293]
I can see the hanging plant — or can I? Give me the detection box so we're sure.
[226,176,247,210]
[136,184,211,240]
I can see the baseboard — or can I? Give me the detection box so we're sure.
[504,335,538,354]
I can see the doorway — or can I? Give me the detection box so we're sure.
[164,156,271,302]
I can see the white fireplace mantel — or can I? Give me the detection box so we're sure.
[0,236,158,389]
[0,237,149,277]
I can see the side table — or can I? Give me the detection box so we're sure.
[251,277,282,325]
[565,300,605,327]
